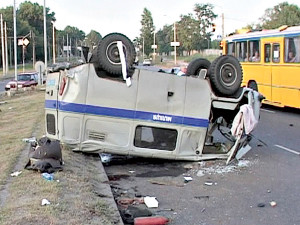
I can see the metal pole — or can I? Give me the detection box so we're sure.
[13,0,17,80]
[5,22,8,74]
[52,22,55,64]
[153,31,156,61]
[174,22,177,66]
[22,45,25,73]
[67,34,69,61]
[1,14,6,76]
[43,0,48,76]
[142,37,144,59]
[222,13,225,39]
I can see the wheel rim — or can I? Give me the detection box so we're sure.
[219,63,237,87]
[105,41,127,65]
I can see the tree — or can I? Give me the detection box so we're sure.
[177,14,198,55]
[140,8,155,57]
[156,25,173,56]
[85,30,102,50]
[259,2,300,29]
[193,3,217,50]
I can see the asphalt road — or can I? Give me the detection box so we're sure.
[104,106,300,225]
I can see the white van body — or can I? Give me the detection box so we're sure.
[45,63,261,163]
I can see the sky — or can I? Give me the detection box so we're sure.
[1,0,300,40]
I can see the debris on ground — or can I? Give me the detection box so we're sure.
[25,137,63,173]
[183,176,193,183]
[100,153,112,164]
[42,172,54,181]
[144,196,159,208]
[257,203,266,207]
[0,101,7,105]
[41,198,51,206]
[270,201,277,207]
[22,137,37,144]
[10,171,22,177]
[134,216,169,225]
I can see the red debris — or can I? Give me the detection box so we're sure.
[134,216,169,225]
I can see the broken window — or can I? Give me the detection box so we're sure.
[134,126,177,151]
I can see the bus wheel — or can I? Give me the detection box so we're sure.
[186,58,211,76]
[96,33,136,75]
[209,55,243,96]
[248,81,258,91]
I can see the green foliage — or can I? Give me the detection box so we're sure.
[85,30,102,50]
[259,2,300,29]
[154,3,218,57]
[140,8,155,57]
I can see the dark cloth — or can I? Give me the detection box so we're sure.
[25,137,63,173]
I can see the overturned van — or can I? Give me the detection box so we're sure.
[45,33,262,164]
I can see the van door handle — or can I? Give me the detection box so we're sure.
[46,90,53,96]
[168,91,174,97]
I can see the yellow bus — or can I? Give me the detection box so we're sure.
[221,25,300,109]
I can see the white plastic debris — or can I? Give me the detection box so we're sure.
[204,182,213,186]
[270,201,277,207]
[41,199,51,206]
[144,196,159,208]
[10,171,22,177]
[184,176,193,182]
[196,170,205,177]
[22,137,37,143]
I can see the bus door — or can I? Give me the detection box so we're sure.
[269,39,284,107]
[261,38,283,106]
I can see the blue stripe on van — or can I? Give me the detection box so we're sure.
[45,100,209,128]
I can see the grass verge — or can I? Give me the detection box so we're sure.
[0,90,122,225]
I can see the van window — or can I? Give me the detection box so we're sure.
[134,126,177,151]
[285,37,300,63]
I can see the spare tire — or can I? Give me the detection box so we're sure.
[96,33,136,75]
[186,58,211,76]
[208,55,243,96]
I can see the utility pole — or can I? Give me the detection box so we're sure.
[43,0,48,77]
[52,22,55,64]
[222,13,225,38]
[174,22,177,65]
[5,22,8,74]
[1,14,6,76]
[32,31,36,67]
[13,0,17,80]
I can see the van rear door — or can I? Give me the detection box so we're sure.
[45,71,61,139]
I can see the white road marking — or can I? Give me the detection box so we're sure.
[261,109,275,113]
[274,145,300,156]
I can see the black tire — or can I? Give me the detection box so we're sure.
[248,81,258,91]
[186,58,211,76]
[208,55,243,96]
[96,33,136,75]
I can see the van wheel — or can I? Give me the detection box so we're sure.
[209,55,243,96]
[186,58,211,76]
[96,33,136,75]
[248,81,258,91]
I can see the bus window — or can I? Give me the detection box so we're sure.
[273,44,280,63]
[249,40,260,62]
[227,42,235,56]
[285,37,300,63]
[236,41,248,61]
[264,44,271,63]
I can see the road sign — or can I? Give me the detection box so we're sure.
[151,45,157,49]
[18,38,30,46]
[171,42,180,47]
